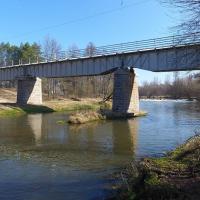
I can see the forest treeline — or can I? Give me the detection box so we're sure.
[139,73,200,100]
[0,38,199,101]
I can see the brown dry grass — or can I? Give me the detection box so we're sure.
[68,110,105,124]
[44,98,101,112]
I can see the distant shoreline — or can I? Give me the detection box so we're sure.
[140,97,198,102]
[140,98,197,102]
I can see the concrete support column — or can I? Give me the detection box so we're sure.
[112,68,139,115]
[17,77,42,105]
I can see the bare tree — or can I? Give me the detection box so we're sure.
[161,0,200,33]
[85,42,96,56]
[159,1,200,101]
[67,44,80,58]
[43,36,62,98]
[43,36,61,61]
[194,73,200,101]
[64,44,80,98]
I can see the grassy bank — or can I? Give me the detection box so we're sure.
[0,99,110,117]
[116,134,200,200]
[0,104,54,117]
[44,98,105,112]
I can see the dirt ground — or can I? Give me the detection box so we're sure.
[0,88,16,103]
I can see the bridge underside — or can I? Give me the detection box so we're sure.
[15,68,140,116]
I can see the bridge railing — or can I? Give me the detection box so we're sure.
[0,32,200,67]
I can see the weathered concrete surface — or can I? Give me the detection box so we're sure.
[17,77,42,105]
[112,68,139,115]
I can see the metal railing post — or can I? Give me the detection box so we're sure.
[0,33,200,68]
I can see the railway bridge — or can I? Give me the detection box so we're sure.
[0,32,200,115]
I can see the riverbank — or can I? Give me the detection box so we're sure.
[114,134,200,200]
[0,88,112,117]
[140,96,198,101]
[0,98,107,117]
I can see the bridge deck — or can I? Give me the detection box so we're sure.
[0,33,200,81]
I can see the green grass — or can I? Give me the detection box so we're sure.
[0,101,107,118]
[0,108,25,117]
[56,120,67,125]
[54,103,100,112]
[0,104,54,117]
[117,135,200,200]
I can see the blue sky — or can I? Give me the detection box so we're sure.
[0,0,184,84]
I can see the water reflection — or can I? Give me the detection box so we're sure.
[112,119,138,155]
[0,101,199,200]
[0,116,35,146]
[0,113,138,174]
[27,114,42,143]
[24,115,138,161]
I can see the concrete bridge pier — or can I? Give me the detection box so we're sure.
[17,77,42,105]
[112,68,139,116]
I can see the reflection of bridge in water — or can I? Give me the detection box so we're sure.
[0,33,200,115]
[28,114,139,156]
[0,114,139,160]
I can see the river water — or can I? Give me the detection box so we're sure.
[0,100,200,200]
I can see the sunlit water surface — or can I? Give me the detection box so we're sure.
[0,100,200,200]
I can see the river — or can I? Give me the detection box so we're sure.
[0,100,199,200]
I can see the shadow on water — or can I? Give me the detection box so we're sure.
[0,103,54,113]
